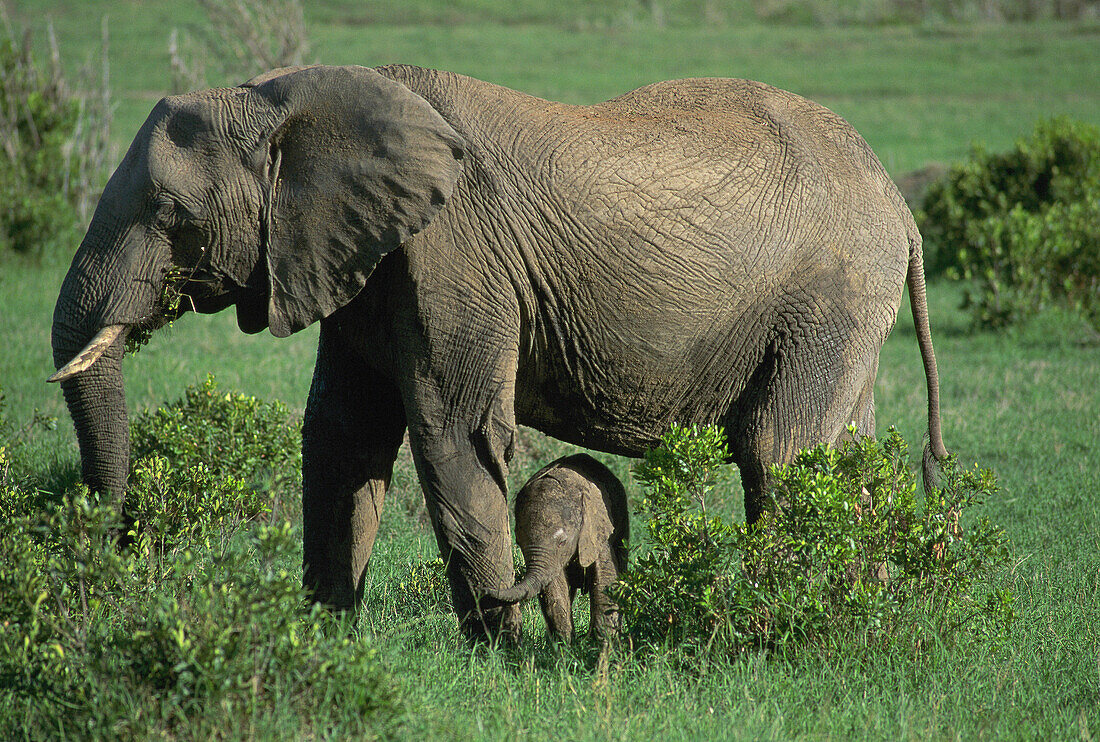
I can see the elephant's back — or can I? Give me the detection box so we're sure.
[380,66,893,194]
[585,77,887,182]
[378,67,903,239]
[383,67,913,456]
[533,77,911,328]
[508,79,912,455]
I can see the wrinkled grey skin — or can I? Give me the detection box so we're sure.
[484,454,628,642]
[50,64,947,644]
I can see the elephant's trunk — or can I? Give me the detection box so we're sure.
[482,545,556,604]
[49,224,152,510]
[51,317,131,505]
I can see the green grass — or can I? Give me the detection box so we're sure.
[2,3,1099,739]
[7,2,1100,172]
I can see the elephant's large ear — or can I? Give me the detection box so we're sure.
[578,489,614,568]
[246,66,465,337]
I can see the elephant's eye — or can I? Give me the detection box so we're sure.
[151,196,179,231]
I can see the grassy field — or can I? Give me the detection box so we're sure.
[2,1,1099,739]
[9,1,1100,173]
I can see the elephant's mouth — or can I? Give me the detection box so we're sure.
[120,271,205,353]
[176,263,269,333]
[161,263,260,319]
[132,273,267,345]
[124,313,176,355]
[179,282,239,315]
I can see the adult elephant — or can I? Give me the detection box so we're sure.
[50,64,946,643]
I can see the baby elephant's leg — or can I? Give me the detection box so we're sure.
[538,572,574,643]
[586,555,622,640]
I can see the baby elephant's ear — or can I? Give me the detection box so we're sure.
[578,488,614,568]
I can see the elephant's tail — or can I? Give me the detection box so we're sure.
[480,546,555,605]
[905,224,949,492]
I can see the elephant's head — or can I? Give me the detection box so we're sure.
[50,65,465,504]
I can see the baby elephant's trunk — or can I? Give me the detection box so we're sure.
[481,545,554,604]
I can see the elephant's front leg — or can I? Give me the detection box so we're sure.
[539,572,575,643]
[302,323,406,612]
[406,394,523,644]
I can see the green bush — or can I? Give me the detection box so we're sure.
[2,375,404,737]
[612,424,1012,656]
[130,374,302,503]
[920,117,1100,330]
[0,486,403,738]
[0,21,111,258]
[958,193,1100,330]
[126,454,270,546]
[611,424,737,651]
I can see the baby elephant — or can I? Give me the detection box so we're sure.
[484,453,629,642]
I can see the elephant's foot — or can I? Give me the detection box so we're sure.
[588,605,622,643]
[303,567,360,613]
[446,552,524,645]
[458,602,522,646]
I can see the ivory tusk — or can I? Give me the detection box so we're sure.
[47,324,127,383]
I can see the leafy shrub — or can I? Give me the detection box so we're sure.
[920,117,1100,330]
[0,487,403,739]
[612,424,1012,656]
[130,374,302,502]
[0,481,70,711]
[2,378,403,736]
[612,424,736,651]
[126,454,269,546]
[0,19,111,258]
[956,193,1100,330]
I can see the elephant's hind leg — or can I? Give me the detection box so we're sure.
[303,322,406,612]
[729,318,881,523]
